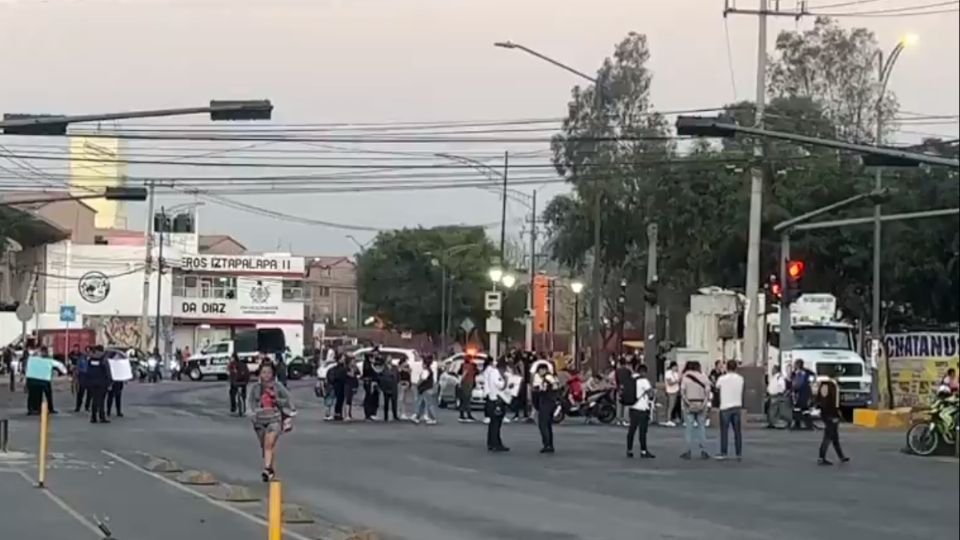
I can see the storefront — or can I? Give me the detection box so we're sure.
[171,253,306,356]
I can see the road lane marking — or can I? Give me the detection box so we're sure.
[102,449,313,540]
[12,468,103,539]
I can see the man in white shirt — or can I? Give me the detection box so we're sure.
[715,360,745,460]
[482,359,509,452]
[626,364,656,459]
[766,365,788,428]
[663,362,681,427]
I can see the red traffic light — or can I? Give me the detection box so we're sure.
[787,260,805,280]
[771,282,782,297]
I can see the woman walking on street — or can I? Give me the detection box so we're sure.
[248,362,296,482]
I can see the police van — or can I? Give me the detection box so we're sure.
[185,328,285,381]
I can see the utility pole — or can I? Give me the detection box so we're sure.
[155,207,166,356]
[591,188,603,372]
[724,0,810,370]
[499,151,509,266]
[139,180,156,353]
[526,190,537,351]
[643,224,658,382]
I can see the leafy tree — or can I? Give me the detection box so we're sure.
[767,16,898,143]
[356,226,498,338]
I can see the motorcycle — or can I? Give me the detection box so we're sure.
[906,393,959,456]
[553,388,617,425]
[146,356,162,383]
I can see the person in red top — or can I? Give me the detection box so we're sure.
[567,369,585,405]
[458,356,479,423]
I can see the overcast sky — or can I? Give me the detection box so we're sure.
[2,0,957,256]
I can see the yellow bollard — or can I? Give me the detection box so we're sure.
[38,400,49,488]
[268,480,282,540]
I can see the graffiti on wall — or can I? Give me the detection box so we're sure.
[84,315,151,350]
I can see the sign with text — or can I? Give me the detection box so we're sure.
[174,277,303,322]
[484,291,502,311]
[180,254,305,275]
[880,331,959,407]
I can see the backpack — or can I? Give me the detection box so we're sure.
[619,375,638,406]
[684,373,709,413]
[417,368,434,393]
[235,361,250,383]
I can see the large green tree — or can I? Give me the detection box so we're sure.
[356,226,498,338]
[542,21,958,333]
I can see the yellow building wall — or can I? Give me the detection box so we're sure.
[69,137,126,229]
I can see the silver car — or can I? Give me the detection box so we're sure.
[438,353,488,409]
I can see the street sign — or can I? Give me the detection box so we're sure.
[484,291,502,311]
[485,316,502,334]
[15,304,34,322]
[459,318,476,333]
[59,305,77,323]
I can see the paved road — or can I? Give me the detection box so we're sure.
[3,380,958,540]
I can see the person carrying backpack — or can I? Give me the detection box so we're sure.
[625,364,656,459]
[679,361,711,460]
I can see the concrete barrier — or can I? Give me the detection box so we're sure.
[208,483,260,503]
[144,457,183,473]
[853,408,911,429]
[176,469,218,485]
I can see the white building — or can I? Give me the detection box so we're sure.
[170,253,306,357]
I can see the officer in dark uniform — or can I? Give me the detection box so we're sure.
[817,374,849,466]
[86,346,110,424]
[533,362,558,453]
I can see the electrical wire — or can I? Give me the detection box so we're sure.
[811,0,959,16]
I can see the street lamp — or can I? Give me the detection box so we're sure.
[871,34,916,407]
[488,267,504,284]
[495,40,606,373]
[500,273,517,289]
[570,280,584,368]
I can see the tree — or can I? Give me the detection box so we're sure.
[767,16,898,143]
[356,226,498,337]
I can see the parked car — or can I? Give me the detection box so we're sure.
[438,352,488,410]
[351,347,424,376]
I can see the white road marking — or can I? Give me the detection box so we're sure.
[12,468,104,538]
[102,449,313,540]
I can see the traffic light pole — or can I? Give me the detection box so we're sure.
[778,233,793,355]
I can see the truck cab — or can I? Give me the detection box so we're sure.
[767,294,872,411]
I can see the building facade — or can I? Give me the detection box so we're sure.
[304,256,358,328]
[171,253,306,356]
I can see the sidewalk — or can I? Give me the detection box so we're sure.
[0,448,267,540]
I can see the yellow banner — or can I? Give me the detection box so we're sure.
[880,332,959,408]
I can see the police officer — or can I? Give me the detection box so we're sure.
[86,346,110,424]
[817,374,849,466]
[482,357,509,452]
[532,362,558,453]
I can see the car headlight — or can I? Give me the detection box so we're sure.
[860,382,871,391]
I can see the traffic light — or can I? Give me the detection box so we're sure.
[618,278,627,307]
[643,277,658,305]
[784,260,805,304]
[765,273,782,308]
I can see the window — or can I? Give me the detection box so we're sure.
[283,279,304,301]
[313,285,331,298]
[173,275,234,299]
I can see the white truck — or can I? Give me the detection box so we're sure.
[766,293,872,412]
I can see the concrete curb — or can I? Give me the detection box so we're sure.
[853,408,911,429]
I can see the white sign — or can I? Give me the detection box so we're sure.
[108,359,134,382]
[180,254,304,275]
[174,277,303,322]
[486,316,502,333]
[484,291,502,311]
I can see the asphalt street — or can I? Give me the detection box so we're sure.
[2,379,958,540]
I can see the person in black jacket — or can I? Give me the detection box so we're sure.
[330,355,348,421]
[85,346,111,424]
[362,348,381,421]
[817,375,850,466]
[380,362,400,422]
